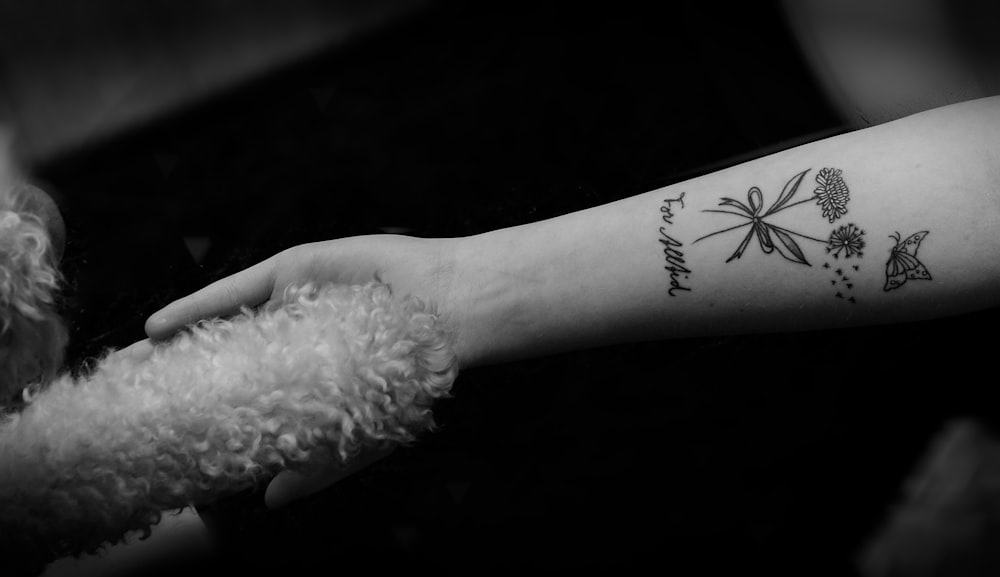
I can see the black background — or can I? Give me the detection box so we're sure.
[33,1,1000,575]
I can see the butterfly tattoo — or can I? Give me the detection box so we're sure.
[883,231,932,291]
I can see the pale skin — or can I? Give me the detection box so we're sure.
[68,95,1000,574]
[141,95,1000,496]
[145,97,1000,366]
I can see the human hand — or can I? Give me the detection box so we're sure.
[145,235,463,342]
[40,508,213,577]
[143,234,465,508]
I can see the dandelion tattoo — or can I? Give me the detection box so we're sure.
[884,231,932,291]
[693,168,851,266]
[825,260,859,303]
[826,224,866,259]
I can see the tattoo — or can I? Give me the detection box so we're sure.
[825,261,859,303]
[692,169,845,266]
[659,192,692,296]
[884,231,932,291]
[814,168,850,223]
[826,224,865,259]
[690,167,868,301]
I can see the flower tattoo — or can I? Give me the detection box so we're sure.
[694,167,856,267]
[826,223,866,259]
[814,168,849,223]
[693,170,826,266]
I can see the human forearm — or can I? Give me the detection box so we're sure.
[452,96,1000,368]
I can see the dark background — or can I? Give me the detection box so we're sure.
[29,1,999,575]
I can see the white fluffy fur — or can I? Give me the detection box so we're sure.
[0,135,458,575]
[0,281,457,573]
[0,149,67,405]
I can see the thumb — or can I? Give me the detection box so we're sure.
[265,445,397,509]
[145,256,277,341]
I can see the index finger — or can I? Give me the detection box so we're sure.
[114,338,155,362]
[144,256,277,341]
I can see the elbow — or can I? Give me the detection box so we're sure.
[939,96,1000,214]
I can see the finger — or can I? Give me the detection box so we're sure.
[144,256,277,341]
[265,445,397,510]
[114,339,155,362]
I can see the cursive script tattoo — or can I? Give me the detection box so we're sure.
[659,192,692,296]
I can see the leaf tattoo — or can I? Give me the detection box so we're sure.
[693,170,828,266]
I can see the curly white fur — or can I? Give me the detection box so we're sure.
[0,281,457,574]
[0,146,67,405]
[0,130,458,575]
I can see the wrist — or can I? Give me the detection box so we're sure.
[445,229,543,369]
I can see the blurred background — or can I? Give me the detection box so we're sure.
[1,0,998,575]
